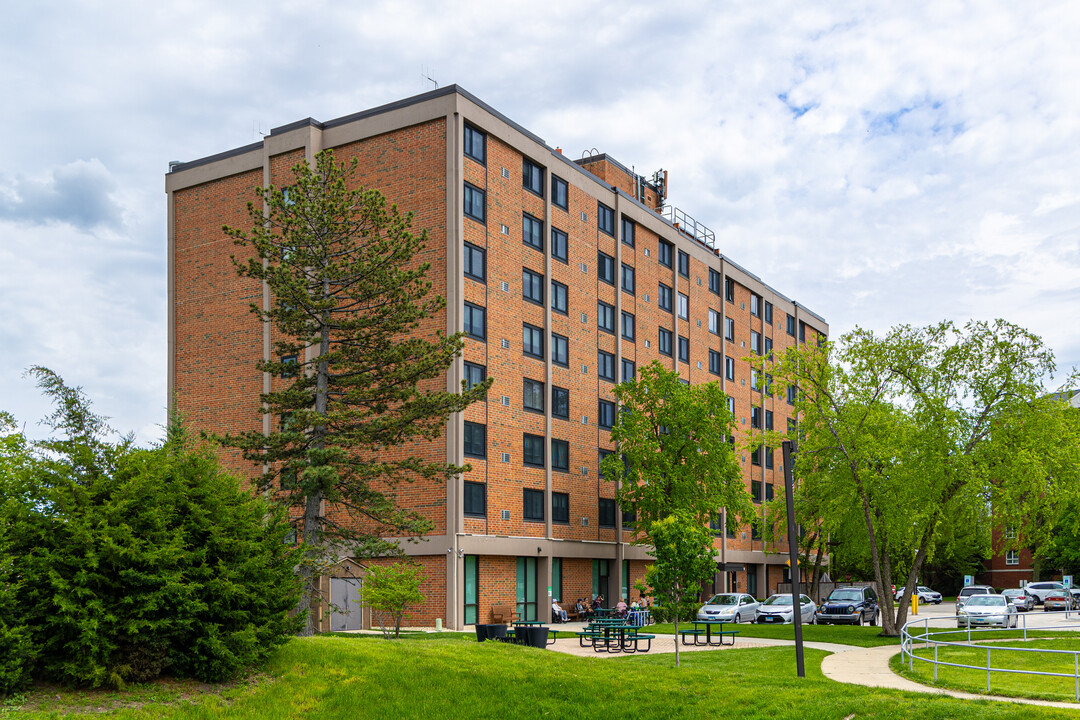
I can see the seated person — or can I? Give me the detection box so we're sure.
[552,599,568,623]
[574,599,586,618]
[592,594,604,610]
[616,598,628,617]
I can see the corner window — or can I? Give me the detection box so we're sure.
[464,241,485,282]
[523,213,543,251]
[551,439,569,472]
[523,435,545,468]
[598,252,615,285]
[678,335,689,363]
[678,293,689,320]
[750,294,761,318]
[552,333,569,367]
[787,384,797,405]
[599,399,616,429]
[598,350,616,381]
[551,280,568,315]
[464,421,486,458]
[764,301,773,324]
[725,277,735,303]
[751,407,762,429]
[552,175,568,210]
[551,228,568,263]
[523,323,544,359]
[621,216,635,247]
[678,250,690,277]
[621,359,635,381]
[709,350,722,376]
[597,301,615,333]
[524,488,545,520]
[552,492,570,523]
[523,158,544,197]
[464,124,486,164]
[463,361,486,391]
[709,268,721,295]
[708,309,720,335]
[725,317,735,342]
[725,356,735,381]
[599,498,616,528]
[658,283,673,312]
[551,386,570,419]
[523,267,544,306]
[464,302,486,340]
[597,202,615,236]
[750,331,761,355]
[464,183,485,223]
[786,313,796,336]
[464,481,486,517]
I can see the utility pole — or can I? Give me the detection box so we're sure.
[782,439,805,678]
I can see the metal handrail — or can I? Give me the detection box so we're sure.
[900,610,1080,700]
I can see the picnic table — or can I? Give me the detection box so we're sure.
[679,619,738,647]
[575,620,654,653]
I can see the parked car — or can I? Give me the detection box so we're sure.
[755,594,817,624]
[815,586,878,626]
[697,593,760,623]
[956,585,995,610]
[1026,582,1068,605]
[1043,591,1073,612]
[1069,588,1080,607]
[1001,588,1036,612]
[957,595,1017,628]
[893,586,943,604]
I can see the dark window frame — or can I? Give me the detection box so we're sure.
[551,385,570,419]
[678,335,690,363]
[599,399,616,429]
[709,349,722,376]
[677,249,690,277]
[463,421,486,458]
[552,492,570,523]
[597,251,615,285]
[658,240,673,268]
[598,349,616,382]
[621,358,635,382]
[523,157,544,197]
[522,213,543,251]
[551,439,569,472]
[659,328,673,357]
[621,216,635,247]
[464,124,486,164]
[709,268,721,295]
[523,488,545,521]
[463,361,486,391]
[658,283,673,312]
[621,263,635,294]
[551,227,568,263]
[597,300,615,334]
[523,434,545,468]
[551,175,568,210]
[464,481,486,517]
[597,201,615,236]
[599,498,616,528]
[464,302,486,340]
[523,323,544,359]
[551,279,568,315]
[522,267,544,306]
[725,277,735,303]
[464,241,485,282]
[464,182,485,223]
[523,378,545,414]
[551,333,569,367]
[621,311,635,341]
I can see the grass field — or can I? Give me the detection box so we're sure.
[6,634,1080,719]
[649,620,902,647]
[893,637,1080,703]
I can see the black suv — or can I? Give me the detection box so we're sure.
[814,586,879,626]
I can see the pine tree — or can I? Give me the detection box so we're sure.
[223,150,489,635]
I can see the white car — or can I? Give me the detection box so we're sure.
[697,593,760,623]
[755,594,817,624]
[957,595,1017,628]
[1025,582,1067,605]
[894,586,942,604]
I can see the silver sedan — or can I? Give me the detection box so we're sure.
[755,594,817,624]
[957,595,1017,628]
[697,593,760,624]
[1002,588,1035,612]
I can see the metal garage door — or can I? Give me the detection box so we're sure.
[330,577,363,631]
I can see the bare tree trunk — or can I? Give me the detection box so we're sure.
[296,492,323,636]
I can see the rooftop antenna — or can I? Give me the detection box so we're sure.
[252,120,268,141]
[421,65,438,91]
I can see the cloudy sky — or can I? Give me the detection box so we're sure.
[2,1,1078,443]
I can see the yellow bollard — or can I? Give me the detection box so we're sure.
[911,594,919,616]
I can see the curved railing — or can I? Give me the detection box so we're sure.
[900,610,1080,701]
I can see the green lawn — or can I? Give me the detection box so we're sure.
[893,637,1080,703]
[6,635,1079,719]
[649,620,902,647]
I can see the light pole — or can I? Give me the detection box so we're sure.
[782,439,805,678]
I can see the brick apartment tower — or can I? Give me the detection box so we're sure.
[166,86,829,631]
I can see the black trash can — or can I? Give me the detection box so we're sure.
[519,626,549,649]
[474,624,492,642]
[489,624,508,641]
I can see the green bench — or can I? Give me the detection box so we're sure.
[679,628,739,646]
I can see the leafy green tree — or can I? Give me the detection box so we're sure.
[0,412,35,696]
[222,150,490,635]
[765,320,1080,635]
[636,513,717,668]
[601,362,752,535]
[7,369,301,689]
[365,562,426,639]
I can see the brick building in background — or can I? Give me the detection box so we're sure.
[166,86,828,631]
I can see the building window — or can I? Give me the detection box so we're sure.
[523,268,544,306]
[751,479,762,502]
[464,302,486,340]
[523,213,543,251]
[658,240,673,268]
[552,175,568,210]
[551,280,568,315]
[552,492,570,523]
[708,309,720,335]
[463,361,486,391]
[678,292,689,320]
[523,158,544,197]
[751,369,760,392]
[464,183,485,223]
[786,313,796,336]
[658,283,673,312]
[725,277,735,303]
[621,311,635,341]
[463,421,486,458]
[765,410,774,431]
[750,331,761,355]
[598,448,613,478]
[599,399,616,429]
[598,251,615,285]
[799,321,806,342]
[552,333,569,367]
[725,317,735,341]
[523,323,544,358]
[621,358,635,381]
[524,434,545,468]
[551,227,568,263]
[764,301,773,325]
[751,407,761,429]
[464,124,486,164]
[621,216,635,247]
[787,384,797,405]
[764,447,774,469]
[728,396,736,416]
[597,301,615,334]
[622,508,636,526]
[551,439,569,472]
[597,202,615,236]
[523,378,545,414]
[751,447,762,466]
[750,294,761,317]
[552,386,570,419]
[725,356,735,381]
[678,250,690,277]
[709,349,722,376]
[599,498,616,528]
[464,555,479,625]
[1005,526,1017,539]
[1005,550,1020,566]
[621,264,635,294]
[678,335,690,363]
[524,488,545,520]
[464,241,485,281]
[709,268,721,295]
[659,328,673,357]
[280,354,298,378]
[598,350,616,381]
[464,481,486,517]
